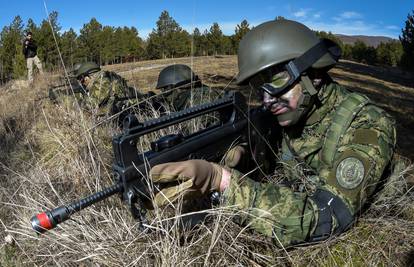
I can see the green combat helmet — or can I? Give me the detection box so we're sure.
[156,64,200,90]
[74,62,101,79]
[70,62,82,77]
[236,19,339,85]
[236,19,341,125]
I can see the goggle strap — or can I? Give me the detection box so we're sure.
[287,38,340,79]
[301,75,318,96]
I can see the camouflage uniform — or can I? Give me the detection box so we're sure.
[223,81,396,246]
[156,85,224,131]
[161,85,223,112]
[81,70,138,117]
[155,64,223,113]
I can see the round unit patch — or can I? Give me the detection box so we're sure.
[336,157,365,189]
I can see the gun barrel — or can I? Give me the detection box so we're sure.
[31,183,123,233]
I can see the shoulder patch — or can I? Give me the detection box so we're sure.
[352,129,379,146]
[336,157,365,189]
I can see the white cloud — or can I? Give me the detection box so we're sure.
[294,9,308,18]
[287,9,399,38]
[340,11,362,19]
[333,11,363,22]
[292,8,323,20]
[301,19,397,38]
[385,25,399,30]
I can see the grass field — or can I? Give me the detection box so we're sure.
[0,56,413,266]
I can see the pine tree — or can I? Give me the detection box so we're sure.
[206,23,224,55]
[119,27,144,61]
[37,11,62,70]
[351,40,376,65]
[60,28,78,68]
[376,41,403,67]
[351,40,368,62]
[146,10,191,59]
[192,28,208,56]
[400,10,414,71]
[101,26,116,64]
[342,44,353,60]
[192,28,201,56]
[0,16,25,81]
[79,18,103,63]
[232,19,250,52]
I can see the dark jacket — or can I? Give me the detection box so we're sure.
[22,39,38,58]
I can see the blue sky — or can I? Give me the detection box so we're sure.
[0,0,412,39]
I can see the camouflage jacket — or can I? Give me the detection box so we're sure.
[280,81,396,214]
[81,70,139,116]
[224,80,396,246]
[160,85,223,112]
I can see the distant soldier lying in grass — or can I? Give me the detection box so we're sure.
[156,64,223,112]
[51,62,223,127]
[49,61,168,127]
[70,62,157,124]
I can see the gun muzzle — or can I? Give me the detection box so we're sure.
[30,206,70,233]
[30,184,124,234]
[30,212,55,233]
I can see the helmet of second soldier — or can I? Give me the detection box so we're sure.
[74,62,101,79]
[235,19,337,85]
[156,64,200,90]
[70,63,82,77]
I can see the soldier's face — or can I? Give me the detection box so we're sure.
[27,34,32,40]
[250,68,305,127]
[81,76,91,86]
[262,83,303,126]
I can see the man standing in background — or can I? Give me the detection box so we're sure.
[23,31,43,82]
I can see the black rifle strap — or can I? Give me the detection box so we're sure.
[308,189,354,242]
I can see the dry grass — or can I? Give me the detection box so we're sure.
[1,57,414,266]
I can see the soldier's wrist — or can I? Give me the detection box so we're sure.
[219,167,231,192]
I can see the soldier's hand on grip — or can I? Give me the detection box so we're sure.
[149,160,223,207]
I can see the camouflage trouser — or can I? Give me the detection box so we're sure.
[223,169,317,247]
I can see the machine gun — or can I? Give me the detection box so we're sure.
[30,91,277,233]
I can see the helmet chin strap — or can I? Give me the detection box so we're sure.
[276,75,318,126]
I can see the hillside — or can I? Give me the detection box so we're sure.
[335,34,396,47]
[0,56,413,266]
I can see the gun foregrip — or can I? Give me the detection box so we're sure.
[30,206,70,233]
